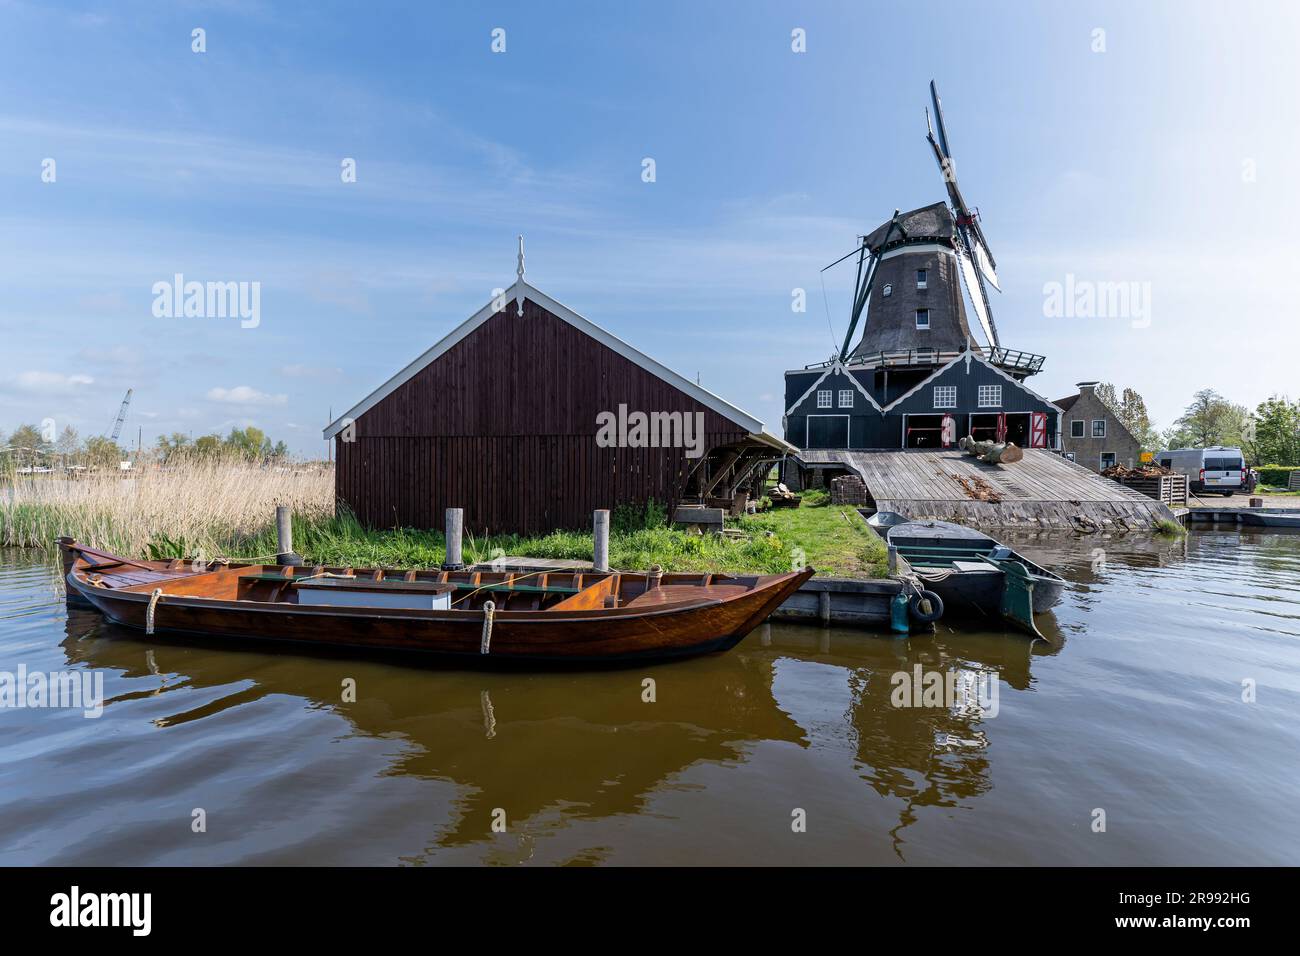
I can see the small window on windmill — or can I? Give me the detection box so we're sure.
[816,389,832,409]
[916,269,928,290]
[977,384,1002,407]
[882,283,892,297]
[915,309,930,329]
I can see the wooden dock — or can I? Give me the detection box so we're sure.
[799,448,1175,531]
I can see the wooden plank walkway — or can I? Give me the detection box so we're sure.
[799,449,1173,531]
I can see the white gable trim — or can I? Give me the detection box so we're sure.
[323,279,795,452]
[784,361,882,416]
[881,349,1064,414]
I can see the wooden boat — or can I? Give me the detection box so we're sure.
[58,539,813,663]
[868,514,1066,637]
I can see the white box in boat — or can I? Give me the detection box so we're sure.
[295,580,453,611]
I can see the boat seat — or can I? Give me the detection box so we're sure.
[624,583,750,608]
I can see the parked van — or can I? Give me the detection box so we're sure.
[1156,446,1247,496]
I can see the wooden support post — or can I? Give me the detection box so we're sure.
[593,509,610,572]
[818,589,832,627]
[275,506,303,566]
[443,508,465,570]
[887,545,898,576]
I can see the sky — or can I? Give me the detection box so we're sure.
[1,0,1297,457]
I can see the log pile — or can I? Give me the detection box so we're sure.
[957,435,1023,465]
[768,483,802,508]
[1101,463,1174,479]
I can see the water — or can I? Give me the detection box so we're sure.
[2,531,1298,865]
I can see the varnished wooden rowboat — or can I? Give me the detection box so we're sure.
[58,539,813,663]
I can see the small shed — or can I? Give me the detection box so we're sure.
[324,265,794,534]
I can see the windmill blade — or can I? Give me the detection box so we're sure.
[970,233,1000,291]
[929,81,952,160]
[955,245,1000,349]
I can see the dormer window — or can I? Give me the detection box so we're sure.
[916,269,928,290]
[915,309,930,330]
[882,283,892,297]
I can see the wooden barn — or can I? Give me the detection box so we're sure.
[323,257,793,534]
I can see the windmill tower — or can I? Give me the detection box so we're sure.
[835,82,1040,383]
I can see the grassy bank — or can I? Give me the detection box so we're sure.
[1,465,889,577]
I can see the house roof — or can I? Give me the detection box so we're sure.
[322,278,797,454]
[1054,394,1080,412]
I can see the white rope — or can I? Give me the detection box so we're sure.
[480,600,496,655]
[146,587,163,635]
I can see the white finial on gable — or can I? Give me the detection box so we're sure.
[516,234,525,316]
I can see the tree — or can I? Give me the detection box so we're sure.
[224,426,273,460]
[193,434,224,458]
[1164,389,1250,450]
[84,436,124,470]
[55,426,81,468]
[7,424,50,468]
[1251,395,1300,465]
[155,432,193,463]
[1095,383,1161,452]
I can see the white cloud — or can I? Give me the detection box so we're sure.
[206,385,288,406]
[2,370,94,394]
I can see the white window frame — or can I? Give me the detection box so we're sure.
[977,384,1002,408]
[915,309,930,330]
[1070,419,1085,438]
[837,389,854,408]
[916,269,927,290]
[933,386,957,409]
[1092,419,1106,438]
[816,389,832,409]
[882,283,892,297]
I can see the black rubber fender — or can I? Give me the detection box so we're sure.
[909,590,944,623]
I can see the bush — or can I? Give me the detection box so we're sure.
[1255,465,1297,487]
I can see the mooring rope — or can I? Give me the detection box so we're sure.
[480,600,496,655]
[146,588,163,635]
[645,564,663,590]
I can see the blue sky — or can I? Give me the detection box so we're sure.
[2,0,1296,456]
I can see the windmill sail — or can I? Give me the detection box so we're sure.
[971,236,1000,290]
[956,246,997,349]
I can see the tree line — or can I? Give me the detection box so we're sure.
[1094,385,1299,465]
[1,424,292,471]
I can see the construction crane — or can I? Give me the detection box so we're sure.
[108,389,133,442]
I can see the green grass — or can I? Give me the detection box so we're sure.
[736,489,889,578]
[1154,517,1186,537]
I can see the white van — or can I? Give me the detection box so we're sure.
[1156,446,1247,496]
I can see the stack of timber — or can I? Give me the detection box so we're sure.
[798,448,1177,532]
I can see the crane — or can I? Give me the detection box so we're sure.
[108,389,133,442]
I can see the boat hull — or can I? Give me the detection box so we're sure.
[63,550,812,664]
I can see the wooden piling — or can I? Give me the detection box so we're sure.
[593,509,610,572]
[443,508,465,570]
[275,506,303,566]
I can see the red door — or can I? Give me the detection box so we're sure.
[1030,412,1046,448]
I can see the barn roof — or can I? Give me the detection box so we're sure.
[322,279,796,453]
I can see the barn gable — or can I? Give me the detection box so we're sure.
[884,349,1062,415]
[323,278,793,533]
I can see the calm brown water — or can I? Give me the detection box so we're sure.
[2,530,1298,865]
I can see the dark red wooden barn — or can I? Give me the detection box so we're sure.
[324,274,794,533]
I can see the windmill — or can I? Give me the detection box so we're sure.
[925,79,1001,350]
[835,81,1006,364]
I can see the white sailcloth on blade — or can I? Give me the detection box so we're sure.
[972,239,1000,291]
[956,247,998,349]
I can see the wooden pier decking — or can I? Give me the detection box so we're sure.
[799,448,1175,531]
